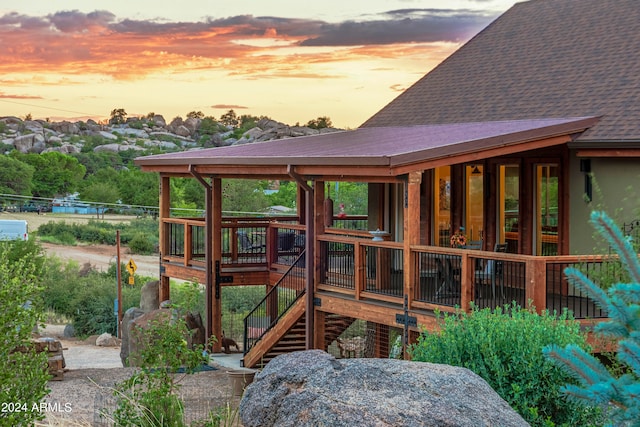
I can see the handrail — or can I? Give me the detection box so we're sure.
[243,249,307,354]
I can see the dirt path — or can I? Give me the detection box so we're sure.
[40,242,161,279]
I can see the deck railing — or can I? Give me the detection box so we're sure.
[317,239,612,319]
[163,216,616,320]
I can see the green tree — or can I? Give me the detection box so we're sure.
[219,109,239,128]
[222,179,269,213]
[12,151,86,198]
[306,116,332,129]
[73,151,124,176]
[0,156,34,198]
[186,111,204,119]
[0,240,50,426]
[198,116,223,136]
[181,179,205,210]
[80,182,120,219]
[110,108,127,125]
[265,181,298,209]
[544,210,640,425]
[331,181,368,215]
[117,168,159,213]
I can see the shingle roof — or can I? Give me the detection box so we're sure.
[361,0,640,142]
[136,117,596,175]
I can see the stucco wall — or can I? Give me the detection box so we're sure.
[569,153,640,254]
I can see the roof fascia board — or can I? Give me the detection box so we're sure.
[576,149,640,157]
[391,134,572,175]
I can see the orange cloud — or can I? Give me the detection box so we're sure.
[0,9,493,80]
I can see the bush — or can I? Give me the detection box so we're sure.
[37,218,158,250]
[0,240,50,426]
[42,256,142,336]
[410,303,601,426]
[128,233,156,255]
[106,316,207,426]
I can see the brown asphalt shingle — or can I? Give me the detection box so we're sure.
[361,0,640,142]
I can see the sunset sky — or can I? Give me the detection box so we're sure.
[0,1,517,128]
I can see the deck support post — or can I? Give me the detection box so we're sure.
[189,166,222,352]
[288,165,315,350]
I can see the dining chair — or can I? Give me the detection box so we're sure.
[474,243,507,301]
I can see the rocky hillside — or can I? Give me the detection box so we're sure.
[0,115,341,156]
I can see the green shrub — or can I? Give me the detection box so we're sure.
[410,303,601,426]
[41,256,142,336]
[0,240,50,426]
[38,218,158,249]
[128,233,156,255]
[106,316,207,426]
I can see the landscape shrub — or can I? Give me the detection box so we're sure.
[410,303,602,426]
[104,316,208,426]
[128,232,156,255]
[0,240,50,426]
[37,218,158,250]
[42,256,143,336]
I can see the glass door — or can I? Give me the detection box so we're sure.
[434,166,451,247]
[535,164,559,255]
[498,165,520,253]
[465,165,484,245]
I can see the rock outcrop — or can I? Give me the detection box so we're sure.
[0,115,341,157]
[240,350,529,427]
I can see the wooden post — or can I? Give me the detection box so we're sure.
[404,171,422,308]
[116,230,122,338]
[526,257,547,313]
[211,178,223,352]
[159,175,171,302]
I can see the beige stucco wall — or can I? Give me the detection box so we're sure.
[569,152,640,254]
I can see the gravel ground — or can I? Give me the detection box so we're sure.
[37,325,242,426]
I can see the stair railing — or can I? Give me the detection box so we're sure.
[243,249,307,354]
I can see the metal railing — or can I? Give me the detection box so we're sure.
[319,240,356,290]
[243,250,307,354]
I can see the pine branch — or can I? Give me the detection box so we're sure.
[590,211,640,284]
[564,267,609,310]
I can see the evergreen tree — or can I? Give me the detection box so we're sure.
[544,210,640,425]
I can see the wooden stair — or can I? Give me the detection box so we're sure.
[324,314,356,348]
[242,304,357,368]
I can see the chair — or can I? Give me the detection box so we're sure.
[435,257,459,298]
[474,243,507,301]
[238,231,263,252]
[465,240,482,250]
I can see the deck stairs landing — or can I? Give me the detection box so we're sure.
[242,305,357,369]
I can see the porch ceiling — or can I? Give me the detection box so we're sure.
[135,117,598,177]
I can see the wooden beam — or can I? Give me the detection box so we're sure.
[404,171,421,308]
[316,292,439,331]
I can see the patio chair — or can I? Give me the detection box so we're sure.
[435,257,459,298]
[238,231,264,252]
[474,243,507,300]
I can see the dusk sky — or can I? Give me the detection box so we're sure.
[0,0,517,128]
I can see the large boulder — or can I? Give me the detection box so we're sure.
[240,350,529,427]
[121,308,206,367]
[140,280,160,312]
[119,306,145,366]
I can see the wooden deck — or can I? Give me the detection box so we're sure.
[159,217,616,366]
